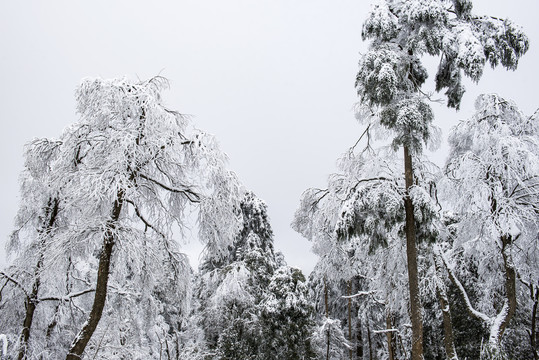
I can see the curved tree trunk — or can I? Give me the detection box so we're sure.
[403,145,424,360]
[440,235,517,356]
[488,235,517,348]
[433,248,458,360]
[66,192,124,360]
[18,198,59,360]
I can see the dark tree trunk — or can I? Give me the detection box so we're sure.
[356,317,363,360]
[386,310,396,360]
[403,145,424,360]
[18,198,59,360]
[492,235,517,345]
[367,320,373,360]
[348,280,353,360]
[324,277,330,360]
[356,277,363,360]
[434,252,458,360]
[531,286,538,360]
[66,192,124,360]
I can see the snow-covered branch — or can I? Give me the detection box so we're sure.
[139,173,201,203]
[0,271,28,297]
[439,252,491,324]
[39,288,95,302]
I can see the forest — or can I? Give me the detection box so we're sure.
[1,0,538,359]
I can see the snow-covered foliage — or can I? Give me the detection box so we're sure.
[311,317,350,360]
[0,76,243,359]
[358,0,529,138]
[349,2,530,359]
[192,192,315,360]
[445,94,539,241]
[294,143,441,358]
[441,94,539,356]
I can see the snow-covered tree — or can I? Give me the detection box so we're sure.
[294,145,440,359]
[441,94,539,358]
[356,2,529,358]
[195,191,315,360]
[1,76,243,359]
[258,265,315,360]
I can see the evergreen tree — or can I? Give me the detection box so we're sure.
[356,2,529,358]
[195,192,315,359]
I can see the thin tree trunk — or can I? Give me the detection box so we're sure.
[403,145,424,360]
[66,191,124,360]
[530,286,538,360]
[488,235,517,347]
[357,317,363,360]
[324,277,330,360]
[18,198,60,360]
[348,280,353,360]
[386,309,395,360]
[356,278,363,360]
[439,237,516,355]
[433,248,458,360]
[367,320,373,360]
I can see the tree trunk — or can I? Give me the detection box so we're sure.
[357,317,363,360]
[433,250,458,360]
[403,145,424,360]
[530,285,538,360]
[367,320,373,360]
[386,310,396,360]
[488,235,517,349]
[348,280,353,360]
[18,198,59,360]
[356,278,363,360]
[66,191,124,360]
[324,277,330,360]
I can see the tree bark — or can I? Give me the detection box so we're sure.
[348,280,353,360]
[403,145,424,360]
[324,277,330,360]
[386,310,396,360]
[489,235,517,347]
[433,249,458,360]
[356,277,363,360]
[530,285,538,360]
[367,320,373,360]
[18,198,59,360]
[357,317,363,360]
[66,192,124,360]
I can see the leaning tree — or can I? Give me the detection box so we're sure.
[2,77,243,360]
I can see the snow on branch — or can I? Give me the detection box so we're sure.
[39,287,95,302]
[342,290,377,299]
[0,271,28,297]
[439,251,491,324]
[138,173,201,203]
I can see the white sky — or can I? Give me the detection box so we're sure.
[1,1,538,274]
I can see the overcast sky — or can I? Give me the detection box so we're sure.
[1,1,538,274]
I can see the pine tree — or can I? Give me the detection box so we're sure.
[195,191,315,360]
[356,2,529,358]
